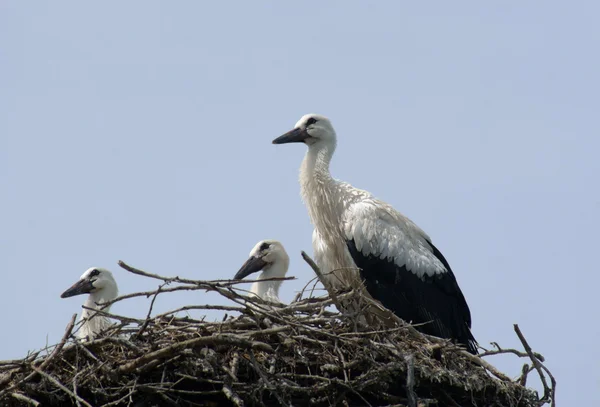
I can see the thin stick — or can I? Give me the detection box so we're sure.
[118,260,294,287]
[135,282,166,338]
[301,251,344,313]
[10,392,40,406]
[153,304,246,320]
[405,354,417,407]
[248,351,289,407]
[514,324,556,407]
[98,285,208,307]
[80,306,143,325]
[479,342,545,362]
[118,335,273,374]
[33,368,93,407]
[41,314,77,370]
[460,350,512,382]
[222,383,245,407]
[0,314,77,398]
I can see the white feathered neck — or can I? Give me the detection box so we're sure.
[300,138,368,234]
[78,285,118,340]
[302,142,342,227]
[250,261,288,304]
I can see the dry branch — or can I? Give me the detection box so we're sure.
[0,261,554,407]
[514,324,556,407]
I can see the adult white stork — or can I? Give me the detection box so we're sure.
[61,267,119,340]
[272,114,477,353]
[234,240,289,303]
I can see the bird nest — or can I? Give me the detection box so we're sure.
[0,255,555,407]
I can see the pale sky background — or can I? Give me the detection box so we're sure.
[1,2,598,405]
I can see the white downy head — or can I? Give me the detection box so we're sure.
[234,240,290,303]
[61,267,119,340]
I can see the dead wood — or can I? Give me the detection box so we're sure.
[0,258,554,407]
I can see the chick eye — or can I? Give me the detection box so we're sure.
[259,242,271,252]
[89,269,100,277]
[306,117,318,126]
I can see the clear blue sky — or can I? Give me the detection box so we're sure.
[1,2,598,405]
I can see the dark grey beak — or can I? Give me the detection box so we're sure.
[234,256,268,280]
[272,127,310,144]
[61,279,94,298]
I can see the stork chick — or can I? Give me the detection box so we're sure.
[61,267,119,340]
[235,240,289,303]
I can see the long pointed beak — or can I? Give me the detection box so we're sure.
[272,127,310,144]
[234,256,268,280]
[61,279,94,298]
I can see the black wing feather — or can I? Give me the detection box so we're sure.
[347,239,477,353]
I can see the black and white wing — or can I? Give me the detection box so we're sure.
[343,200,477,353]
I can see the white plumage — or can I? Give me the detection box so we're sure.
[61,267,119,340]
[234,240,289,304]
[273,114,477,353]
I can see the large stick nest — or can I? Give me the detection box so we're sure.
[0,257,555,407]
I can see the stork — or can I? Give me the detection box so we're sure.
[60,267,119,340]
[234,240,289,304]
[272,114,477,353]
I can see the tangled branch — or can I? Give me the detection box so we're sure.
[0,258,555,407]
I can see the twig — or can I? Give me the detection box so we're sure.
[118,260,294,287]
[248,351,289,407]
[98,285,208,307]
[72,349,82,407]
[514,324,556,407]
[479,343,545,362]
[80,306,143,326]
[222,383,245,407]
[153,304,246,320]
[98,386,137,407]
[293,275,321,303]
[0,314,76,398]
[301,251,345,314]
[405,354,417,407]
[135,282,166,338]
[519,363,531,387]
[33,368,93,407]
[460,350,512,382]
[41,314,77,370]
[118,334,273,374]
[0,353,39,367]
[223,351,240,382]
[10,392,40,406]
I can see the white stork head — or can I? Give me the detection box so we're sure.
[235,240,289,302]
[61,267,119,304]
[272,114,336,148]
[61,267,118,340]
[235,240,289,280]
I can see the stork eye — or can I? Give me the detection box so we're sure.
[89,269,100,277]
[306,117,318,126]
[259,242,271,252]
